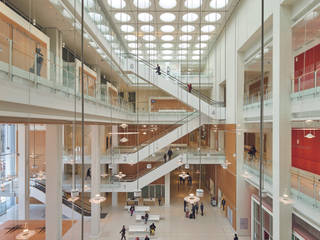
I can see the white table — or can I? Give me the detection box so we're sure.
[136,214,160,221]
[124,206,151,212]
[128,225,148,233]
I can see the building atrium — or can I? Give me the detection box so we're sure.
[0,0,320,239]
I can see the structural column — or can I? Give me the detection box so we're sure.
[111,125,118,206]
[272,2,292,239]
[17,124,30,220]
[90,125,101,239]
[165,173,170,206]
[45,125,63,240]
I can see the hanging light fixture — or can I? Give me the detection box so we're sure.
[89,194,106,204]
[115,171,126,179]
[304,120,316,138]
[184,193,200,204]
[120,123,128,129]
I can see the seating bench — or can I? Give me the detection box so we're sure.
[124,206,151,212]
[128,225,148,233]
[136,214,160,222]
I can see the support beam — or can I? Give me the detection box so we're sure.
[165,173,170,206]
[17,124,29,220]
[272,2,293,239]
[45,125,63,240]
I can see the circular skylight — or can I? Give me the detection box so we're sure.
[195,43,207,48]
[121,25,135,32]
[138,13,153,22]
[141,25,154,32]
[128,43,141,48]
[149,55,157,60]
[177,55,186,60]
[131,50,142,55]
[146,43,156,48]
[184,0,202,9]
[124,35,137,41]
[107,0,126,9]
[159,0,177,9]
[97,24,109,33]
[160,13,176,22]
[114,13,131,22]
[147,50,157,54]
[180,35,192,41]
[179,43,190,48]
[210,0,228,9]
[201,25,216,32]
[162,50,173,54]
[161,35,174,41]
[193,50,204,54]
[178,50,188,54]
[205,13,221,22]
[192,56,200,60]
[160,25,175,33]
[133,0,151,9]
[181,25,195,33]
[162,56,173,60]
[143,35,156,41]
[182,13,198,22]
[162,43,174,48]
[198,35,211,41]
[104,34,114,41]
[88,12,103,22]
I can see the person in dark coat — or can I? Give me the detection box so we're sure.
[155,64,161,75]
[86,168,91,179]
[144,212,149,224]
[149,223,156,235]
[191,204,196,219]
[167,148,173,160]
[184,200,187,212]
[195,202,199,214]
[200,202,204,216]
[158,197,161,206]
[130,205,134,216]
[163,153,167,162]
[120,225,126,240]
[144,236,150,240]
[234,233,238,240]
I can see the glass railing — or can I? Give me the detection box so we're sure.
[291,70,320,98]
[244,89,272,106]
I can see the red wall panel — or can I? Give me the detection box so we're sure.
[292,129,320,175]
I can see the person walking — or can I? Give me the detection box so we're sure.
[184,200,187,212]
[233,233,238,240]
[155,64,161,75]
[191,204,196,219]
[163,153,167,163]
[187,83,192,93]
[120,225,126,240]
[86,168,91,180]
[167,148,173,160]
[158,197,161,206]
[130,205,134,216]
[144,236,150,240]
[200,202,204,216]
[195,202,199,215]
[144,212,149,224]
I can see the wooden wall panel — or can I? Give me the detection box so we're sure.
[150,99,193,112]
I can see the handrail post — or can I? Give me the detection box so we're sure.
[9,39,13,81]
[314,70,317,95]
[298,76,301,92]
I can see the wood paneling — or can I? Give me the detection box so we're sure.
[150,99,193,112]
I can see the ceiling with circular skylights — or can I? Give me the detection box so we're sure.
[100,0,232,61]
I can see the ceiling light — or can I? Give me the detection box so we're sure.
[97,24,109,33]
[84,33,90,39]
[121,25,135,32]
[185,0,202,9]
[96,48,104,54]
[195,43,207,48]
[160,25,175,33]
[161,35,174,41]
[178,50,188,54]
[305,132,315,139]
[133,0,151,9]
[162,50,173,54]
[162,43,174,48]
[141,25,154,32]
[205,13,221,22]
[210,0,228,9]
[180,35,192,41]
[120,123,128,128]
[146,43,156,48]
[182,13,198,22]
[124,35,137,41]
[147,50,157,54]
[88,12,103,22]
[120,137,128,143]
[143,35,156,41]
[179,43,190,49]
[193,50,203,54]
[84,0,95,8]
[162,56,173,60]
[138,12,153,22]
[89,194,106,204]
[160,13,176,22]
[201,25,216,32]
[177,55,186,60]
[128,43,140,48]
[62,9,72,19]
[114,12,131,22]
[131,50,142,55]
[149,56,157,60]
[192,56,200,60]
[198,35,211,41]
[142,132,147,135]
[181,25,195,33]
[107,0,126,9]
[159,0,177,9]
[104,34,114,41]
[89,41,98,48]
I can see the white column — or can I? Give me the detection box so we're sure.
[111,125,118,206]
[272,2,292,239]
[235,53,251,236]
[45,125,63,240]
[17,124,29,220]
[90,125,101,239]
[165,173,170,206]
[95,66,101,100]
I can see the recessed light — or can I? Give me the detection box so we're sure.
[180,35,192,41]
[210,0,228,9]
[107,0,126,9]
[128,43,141,49]
[104,34,114,41]
[121,25,135,32]
[131,50,142,55]
[160,13,176,22]
[160,25,175,33]
[147,50,157,54]
[185,0,202,9]
[149,55,157,60]
[181,25,195,33]
[161,35,174,41]
[193,50,203,54]
[192,56,200,60]
[84,0,95,8]
[162,50,173,54]
[141,25,154,32]
[124,35,137,41]
[198,35,211,41]
[179,43,190,49]
[114,12,131,22]
[162,43,174,48]
[138,12,153,22]
[159,0,177,9]
[97,24,109,33]
[143,35,156,41]
[133,0,151,9]
[201,25,216,32]
[205,13,221,22]
[195,43,207,48]
[178,50,188,54]
[182,13,198,22]
[146,43,156,48]
[177,55,186,60]
[162,56,173,60]
[88,12,103,22]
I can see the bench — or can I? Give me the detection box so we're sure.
[143,198,156,206]
[124,206,151,212]
[128,238,157,240]
[136,214,160,222]
[128,225,149,233]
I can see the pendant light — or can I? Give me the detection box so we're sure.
[89,193,106,204]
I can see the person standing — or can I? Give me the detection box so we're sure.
[155,64,161,75]
[144,212,149,224]
[195,202,199,215]
[120,225,126,240]
[144,236,150,240]
[191,204,196,219]
[130,205,134,216]
[86,168,91,180]
[222,198,226,211]
[184,200,187,212]
[234,233,238,240]
[149,223,156,235]
[200,202,204,216]
[158,197,161,206]
[167,148,173,160]
[163,153,167,163]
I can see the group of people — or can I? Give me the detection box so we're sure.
[179,173,192,185]
[119,224,156,240]
[184,201,204,219]
[163,148,173,162]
